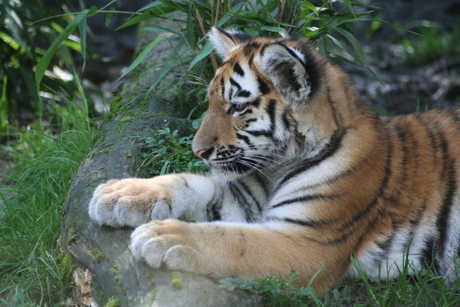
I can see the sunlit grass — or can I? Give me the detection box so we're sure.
[0,85,94,305]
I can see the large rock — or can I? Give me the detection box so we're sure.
[60,19,260,307]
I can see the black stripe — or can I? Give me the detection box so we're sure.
[376,223,398,260]
[434,129,457,259]
[254,172,269,198]
[297,152,371,192]
[229,77,241,100]
[258,76,270,95]
[393,123,408,189]
[421,237,440,272]
[282,217,330,228]
[251,98,261,108]
[338,124,392,233]
[220,78,225,98]
[234,62,244,76]
[271,193,340,209]
[244,100,277,139]
[236,133,254,147]
[278,128,346,187]
[246,129,271,138]
[216,27,252,43]
[237,90,251,98]
[243,42,261,57]
[267,100,276,128]
[415,114,439,163]
[206,192,222,222]
[282,111,290,130]
[417,116,457,260]
[229,182,254,222]
[238,179,262,213]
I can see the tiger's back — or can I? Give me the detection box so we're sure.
[89,27,460,295]
[344,109,460,281]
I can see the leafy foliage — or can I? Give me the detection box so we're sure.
[118,0,387,92]
[141,125,207,175]
[1,0,80,122]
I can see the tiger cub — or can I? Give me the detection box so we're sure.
[89,27,460,294]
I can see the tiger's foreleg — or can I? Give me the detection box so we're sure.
[130,219,346,294]
[88,174,219,227]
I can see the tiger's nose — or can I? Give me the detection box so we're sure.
[194,146,215,160]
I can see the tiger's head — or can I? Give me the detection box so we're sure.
[192,27,349,180]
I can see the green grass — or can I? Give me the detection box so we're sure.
[402,24,460,65]
[221,259,460,306]
[0,85,94,305]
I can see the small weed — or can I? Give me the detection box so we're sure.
[141,125,207,176]
[220,271,316,307]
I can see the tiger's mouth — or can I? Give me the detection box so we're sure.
[209,148,274,177]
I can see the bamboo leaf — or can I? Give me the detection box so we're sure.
[79,15,87,72]
[302,1,319,16]
[186,2,196,51]
[35,11,87,88]
[189,40,214,70]
[147,55,193,93]
[215,2,246,27]
[105,7,115,26]
[118,36,167,80]
[117,5,177,30]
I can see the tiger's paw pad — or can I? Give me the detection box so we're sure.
[130,220,199,270]
[88,178,173,228]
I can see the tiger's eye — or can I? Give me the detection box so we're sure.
[234,103,248,112]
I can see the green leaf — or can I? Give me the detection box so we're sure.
[186,2,196,51]
[35,11,87,88]
[118,36,167,81]
[79,15,87,72]
[147,55,194,93]
[117,5,177,30]
[334,27,365,62]
[302,1,319,16]
[144,26,181,36]
[215,2,246,27]
[105,7,115,26]
[87,6,100,17]
[189,40,214,70]
[342,0,356,17]
[260,26,289,38]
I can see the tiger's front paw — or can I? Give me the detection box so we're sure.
[88,178,176,228]
[130,220,201,272]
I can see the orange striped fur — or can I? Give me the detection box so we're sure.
[89,28,460,294]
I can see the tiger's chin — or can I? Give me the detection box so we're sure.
[209,161,256,181]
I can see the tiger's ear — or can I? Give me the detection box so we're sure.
[209,27,251,59]
[258,44,311,108]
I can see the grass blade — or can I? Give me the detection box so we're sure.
[118,36,167,80]
[189,40,213,70]
[35,11,87,88]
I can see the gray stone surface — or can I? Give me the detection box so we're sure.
[60,19,260,307]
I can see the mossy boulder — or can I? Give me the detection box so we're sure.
[60,19,260,307]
